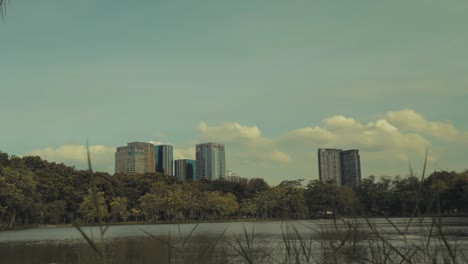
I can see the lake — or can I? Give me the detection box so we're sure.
[1,217,467,263]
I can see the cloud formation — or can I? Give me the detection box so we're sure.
[25,109,468,184]
[280,116,431,157]
[197,121,291,163]
[197,122,268,145]
[28,144,116,172]
[385,109,460,141]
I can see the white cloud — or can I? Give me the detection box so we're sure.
[280,116,430,155]
[173,146,195,160]
[322,116,363,130]
[28,144,116,172]
[268,150,292,162]
[385,109,460,141]
[285,126,336,145]
[197,121,268,146]
[276,112,438,179]
[196,121,291,164]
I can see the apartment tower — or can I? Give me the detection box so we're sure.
[341,149,361,187]
[318,148,343,185]
[196,143,225,181]
[318,148,361,187]
[115,142,156,174]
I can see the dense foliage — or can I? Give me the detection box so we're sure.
[0,151,467,227]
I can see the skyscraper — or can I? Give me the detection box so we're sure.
[175,159,196,181]
[318,148,343,185]
[154,144,173,176]
[196,143,225,181]
[115,142,155,174]
[318,148,361,187]
[341,149,361,187]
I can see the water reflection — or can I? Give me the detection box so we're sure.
[0,218,467,264]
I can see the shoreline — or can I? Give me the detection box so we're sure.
[2,214,467,232]
[0,218,287,231]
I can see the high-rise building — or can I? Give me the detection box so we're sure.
[175,159,196,181]
[318,148,361,187]
[115,142,155,174]
[318,148,343,185]
[154,144,173,176]
[196,143,225,181]
[341,149,361,187]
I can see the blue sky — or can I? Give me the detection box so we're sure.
[1,0,467,184]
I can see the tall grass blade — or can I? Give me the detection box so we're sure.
[194,225,228,264]
[405,149,428,233]
[183,223,199,247]
[437,214,456,263]
[364,217,414,264]
[230,234,253,264]
[73,221,103,258]
[87,142,104,232]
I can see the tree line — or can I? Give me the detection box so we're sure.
[0,151,467,228]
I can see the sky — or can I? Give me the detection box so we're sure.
[1,0,467,185]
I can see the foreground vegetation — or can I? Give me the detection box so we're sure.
[0,151,467,228]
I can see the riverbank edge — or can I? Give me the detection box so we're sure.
[0,218,292,231]
[2,214,468,232]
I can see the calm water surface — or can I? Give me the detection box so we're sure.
[1,218,467,264]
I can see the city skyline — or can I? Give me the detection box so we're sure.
[114,141,228,182]
[2,1,468,185]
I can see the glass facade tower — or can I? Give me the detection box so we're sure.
[155,145,174,176]
[196,143,225,181]
[175,159,196,181]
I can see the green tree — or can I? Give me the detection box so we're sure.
[425,170,468,214]
[138,193,161,221]
[216,192,239,219]
[305,180,358,217]
[130,208,142,222]
[391,175,420,216]
[281,186,308,219]
[304,180,338,217]
[354,176,395,215]
[0,151,9,167]
[110,197,129,222]
[44,200,67,224]
[0,165,37,227]
[201,191,238,220]
[239,198,257,218]
[78,190,108,223]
